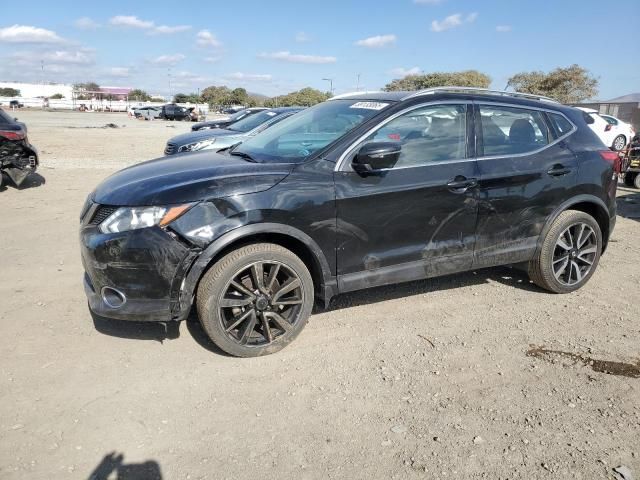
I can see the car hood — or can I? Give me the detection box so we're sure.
[92,151,293,206]
[168,128,239,146]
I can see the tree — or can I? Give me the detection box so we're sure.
[201,85,233,107]
[384,70,491,91]
[0,87,21,97]
[74,82,100,99]
[230,88,248,106]
[129,89,151,101]
[264,88,331,107]
[507,64,598,104]
[50,93,65,99]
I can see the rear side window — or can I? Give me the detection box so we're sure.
[582,112,595,124]
[479,105,550,156]
[548,113,574,136]
[0,109,11,123]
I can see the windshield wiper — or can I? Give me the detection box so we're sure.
[230,150,257,162]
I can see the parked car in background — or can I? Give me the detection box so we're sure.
[159,104,191,121]
[577,107,632,151]
[600,114,635,151]
[9,100,24,109]
[191,107,267,131]
[81,88,618,357]
[165,107,302,155]
[134,106,162,120]
[0,108,38,188]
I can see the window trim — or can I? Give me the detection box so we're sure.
[474,101,577,161]
[335,100,472,172]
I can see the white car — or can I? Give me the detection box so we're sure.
[577,107,634,151]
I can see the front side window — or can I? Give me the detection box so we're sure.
[480,105,550,156]
[353,104,467,168]
[233,99,391,163]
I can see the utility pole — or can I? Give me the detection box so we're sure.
[322,78,333,95]
[356,73,361,91]
[168,68,172,102]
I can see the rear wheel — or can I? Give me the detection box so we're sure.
[624,172,638,187]
[528,210,602,293]
[196,243,314,357]
[635,173,640,189]
[612,135,626,151]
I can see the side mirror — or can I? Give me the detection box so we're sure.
[352,142,401,175]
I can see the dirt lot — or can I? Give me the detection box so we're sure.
[1,110,639,479]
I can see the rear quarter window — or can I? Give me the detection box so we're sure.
[582,112,595,124]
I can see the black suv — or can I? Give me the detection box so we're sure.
[80,88,618,357]
[160,104,191,121]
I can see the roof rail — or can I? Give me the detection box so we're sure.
[402,87,560,104]
[328,90,385,100]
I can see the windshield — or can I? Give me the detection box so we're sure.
[228,110,278,133]
[228,110,251,121]
[233,99,391,163]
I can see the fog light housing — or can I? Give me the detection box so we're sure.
[101,287,127,309]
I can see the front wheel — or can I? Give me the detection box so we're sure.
[196,243,314,357]
[612,135,626,151]
[528,210,602,293]
[624,172,638,188]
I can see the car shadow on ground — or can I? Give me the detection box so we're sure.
[91,265,541,355]
[616,187,640,223]
[87,451,162,480]
[0,172,45,192]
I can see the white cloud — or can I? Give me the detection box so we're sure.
[414,0,444,4]
[496,25,512,32]
[196,30,221,48]
[108,67,130,77]
[225,72,273,82]
[43,49,95,65]
[109,15,154,29]
[203,56,221,63]
[150,54,185,65]
[258,51,336,64]
[431,12,477,32]
[151,25,191,34]
[295,31,310,43]
[0,25,64,43]
[388,67,421,77]
[75,17,100,30]
[355,34,397,48]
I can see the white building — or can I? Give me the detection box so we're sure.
[0,81,74,99]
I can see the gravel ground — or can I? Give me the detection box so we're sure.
[1,110,639,479]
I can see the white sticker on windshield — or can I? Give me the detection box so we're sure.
[350,101,389,110]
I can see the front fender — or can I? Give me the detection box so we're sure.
[176,222,336,318]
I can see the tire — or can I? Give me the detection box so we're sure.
[196,243,314,357]
[528,210,602,293]
[612,135,626,152]
[624,172,638,187]
[635,173,640,189]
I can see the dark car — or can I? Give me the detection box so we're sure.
[0,108,38,188]
[159,104,191,121]
[191,107,267,131]
[81,88,618,357]
[9,100,24,109]
[165,107,302,155]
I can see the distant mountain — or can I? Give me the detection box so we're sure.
[605,93,640,103]
[248,91,269,100]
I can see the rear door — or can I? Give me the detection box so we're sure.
[473,102,578,267]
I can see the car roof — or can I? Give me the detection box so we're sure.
[576,107,599,114]
[267,107,304,114]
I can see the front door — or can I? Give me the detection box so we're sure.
[334,102,479,292]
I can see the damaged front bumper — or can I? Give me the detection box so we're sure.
[80,203,200,322]
[1,141,38,187]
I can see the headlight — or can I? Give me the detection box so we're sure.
[178,138,216,152]
[99,204,193,234]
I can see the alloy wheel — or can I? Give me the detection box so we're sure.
[552,222,598,286]
[218,261,305,347]
[613,136,626,151]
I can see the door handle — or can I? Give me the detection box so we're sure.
[447,176,478,192]
[547,164,572,176]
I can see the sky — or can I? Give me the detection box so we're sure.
[1,0,638,100]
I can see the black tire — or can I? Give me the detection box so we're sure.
[612,135,626,152]
[196,243,314,357]
[528,210,602,293]
[624,172,638,187]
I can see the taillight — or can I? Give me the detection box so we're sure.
[604,124,612,132]
[0,129,25,141]
[600,150,621,173]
